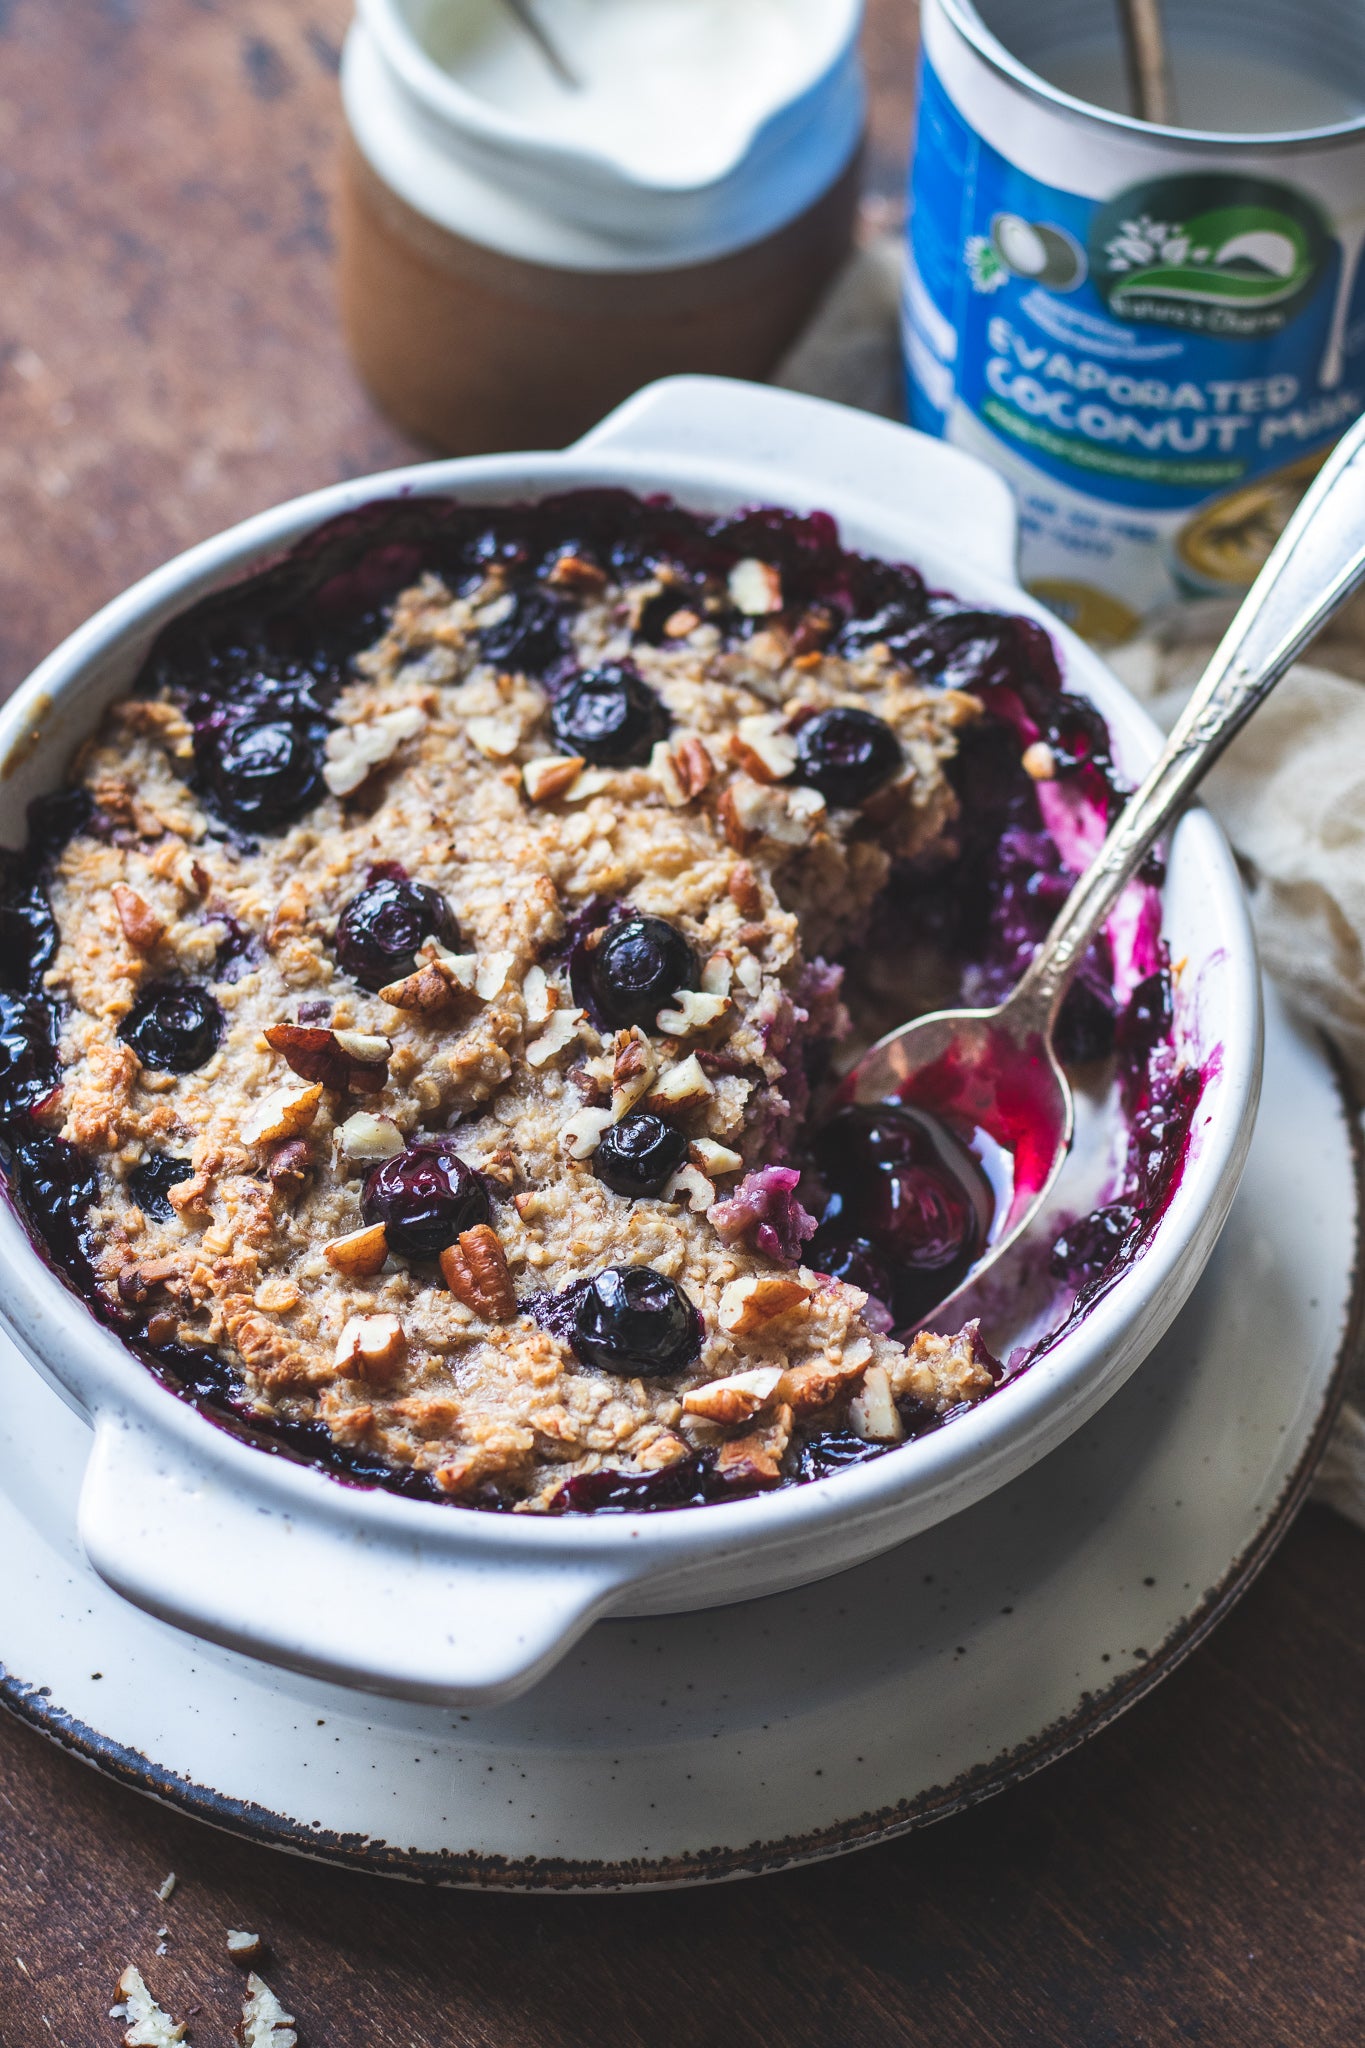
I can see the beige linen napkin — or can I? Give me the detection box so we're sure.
[776,218,1365,1530]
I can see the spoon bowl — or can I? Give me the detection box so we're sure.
[840,998,1073,1330]
[840,405,1365,1330]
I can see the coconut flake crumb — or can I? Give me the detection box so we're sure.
[236,1973,297,2047]
[155,1873,177,1903]
[113,1965,187,2046]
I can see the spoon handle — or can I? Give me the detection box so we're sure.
[1015,409,1365,1025]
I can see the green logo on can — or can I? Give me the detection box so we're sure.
[1090,173,1331,337]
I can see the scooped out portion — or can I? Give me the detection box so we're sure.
[0,490,1191,1511]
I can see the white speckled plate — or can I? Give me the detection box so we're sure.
[0,981,1355,1889]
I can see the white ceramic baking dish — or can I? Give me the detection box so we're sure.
[0,379,1261,1707]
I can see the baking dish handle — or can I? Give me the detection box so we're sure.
[77,1414,620,1707]
[573,375,1020,585]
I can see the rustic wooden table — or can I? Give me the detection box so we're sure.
[1,5,1363,2042]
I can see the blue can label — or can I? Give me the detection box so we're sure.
[905,55,1365,634]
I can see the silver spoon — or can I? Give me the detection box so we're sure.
[841,409,1365,1331]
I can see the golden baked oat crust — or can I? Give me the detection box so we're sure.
[41,544,996,1508]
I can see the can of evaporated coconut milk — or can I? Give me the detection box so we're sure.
[904,0,1365,640]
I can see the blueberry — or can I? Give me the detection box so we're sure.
[127,1153,195,1221]
[588,915,697,1031]
[118,983,223,1073]
[571,1264,701,1376]
[805,1228,897,1308]
[361,1139,489,1259]
[478,586,568,676]
[200,714,322,830]
[336,871,460,993]
[0,988,60,1115]
[11,1133,99,1250]
[810,1102,995,1326]
[549,662,670,767]
[794,707,901,807]
[549,1454,712,1513]
[1050,1202,1137,1289]
[0,881,58,991]
[593,1112,688,1198]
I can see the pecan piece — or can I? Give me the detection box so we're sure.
[112,883,165,952]
[727,860,764,917]
[715,1403,793,1488]
[240,1081,322,1148]
[523,755,585,804]
[682,1365,784,1425]
[547,551,607,593]
[334,1312,407,1380]
[718,1273,811,1338]
[323,1222,389,1277]
[378,959,461,1013]
[264,1023,390,1094]
[117,1257,180,1308]
[266,1136,312,1206]
[439,1224,516,1322]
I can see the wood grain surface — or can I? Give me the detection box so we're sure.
[1,4,1363,2043]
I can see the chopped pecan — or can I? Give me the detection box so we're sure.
[781,1342,873,1415]
[682,1365,784,1425]
[334,1312,407,1380]
[715,1403,793,1487]
[728,716,797,784]
[264,1023,390,1094]
[265,879,309,951]
[560,1105,613,1158]
[661,606,700,638]
[656,988,731,1037]
[240,1081,322,1148]
[789,604,834,657]
[849,1362,904,1441]
[523,755,585,804]
[526,1006,585,1068]
[717,783,751,853]
[547,551,607,593]
[322,704,425,797]
[338,1111,404,1162]
[266,1137,312,1205]
[323,1222,389,1277]
[613,1032,650,1084]
[727,861,764,917]
[378,959,462,1012]
[691,1137,742,1175]
[610,1027,656,1118]
[718,1273,812,1338]
[644,1052,714,1111]
[674,735,715,798]
[662,1162,713,1211]
[728,558,783,616]
[439,1223,516,1322]
[117,1258,180,1308]
[112,883,165,952]
[477,1147,520,1189]
[721,774,826,851]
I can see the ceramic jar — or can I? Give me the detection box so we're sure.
[338,0,866,452]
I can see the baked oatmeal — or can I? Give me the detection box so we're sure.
[0,492,1198,1511]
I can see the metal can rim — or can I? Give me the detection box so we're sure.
[935,0,1365,154]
